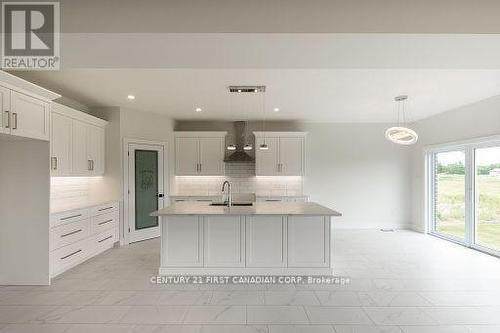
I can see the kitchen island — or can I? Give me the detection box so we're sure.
[151,201,341,275]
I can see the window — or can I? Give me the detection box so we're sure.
[427,137,500,257]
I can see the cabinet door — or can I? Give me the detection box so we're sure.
[199,137,224,175]
[72,120,90,175]
[175,137,199,175]
[0,86,10,134]
[10,91,50,141]
[255,136,279,176]
[87,124,104,175]
[50,113,73,176]
[288,216,329,268]
[279,137,303,176]
[204,216,244,267]
[246,216,286,267]
[162,216,203,267]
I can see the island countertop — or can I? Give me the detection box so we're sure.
[151,201,342,216]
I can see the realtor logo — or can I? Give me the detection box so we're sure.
[2,2,60,70]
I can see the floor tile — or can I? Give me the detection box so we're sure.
[247,306,309,324]
[182,305,246,324]
[305,306,372,324]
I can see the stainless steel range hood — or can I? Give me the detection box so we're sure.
[224,121,255,163]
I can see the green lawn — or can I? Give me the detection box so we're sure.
[436,174,500,251]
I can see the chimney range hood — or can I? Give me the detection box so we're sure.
[224,121,255,163]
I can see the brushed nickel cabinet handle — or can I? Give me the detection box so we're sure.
[60,249,82,260]
[199,163,202,172]
[98,235,113,243]
[12,112,17,130]
[88,160,92,171]
[98,219,113,226]
[61,229,82,238]
[60,214,82,221]
[98,206,113,211]
[4,111,10,128]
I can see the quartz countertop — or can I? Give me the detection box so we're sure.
[151,201,341,217]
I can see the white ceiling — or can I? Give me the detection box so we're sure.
[15,69,500,122]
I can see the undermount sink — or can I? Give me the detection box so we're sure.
[209,202,253,207]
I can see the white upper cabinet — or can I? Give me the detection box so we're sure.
[52,103,107,177]
[199,137,224,175]
[9,91,50,141]
[50,113,73,176]
[175,132,226,176]
[255,136,279,175]
[254,132,306,176]
[86,124,105,176]
[0,71,59,140]
[175,137,199,175]
[0,86,10,135]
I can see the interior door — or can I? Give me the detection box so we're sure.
[51,113,73,176]
[128,143,164,243]
[199,137,224,175]
[279,137,303,176]
[255,136,279,175]
[0,86,10,134]
[175,137,199,175]
[10,91,50,141]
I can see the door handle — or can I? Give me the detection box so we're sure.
[4,111,9,128]
[12,112,18,130]
[51,157,58,170]
[157,193,164,198]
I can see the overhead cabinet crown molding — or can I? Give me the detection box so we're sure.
[253,131,306,176]
[51,103,107,177]
[174,131,227,176]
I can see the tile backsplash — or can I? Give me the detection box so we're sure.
[174,162,303,196]
[50,177,110,212]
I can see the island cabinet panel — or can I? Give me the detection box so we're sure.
[287,216,330,268]
[203,216,245,267]
[246,216,286,267]
[161,216,203,267]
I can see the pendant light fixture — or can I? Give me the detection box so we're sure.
[385,95,418,145]
[259,87,269,150]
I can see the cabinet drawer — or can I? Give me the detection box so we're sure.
[51,238,88,276]
[50,208,89,227]
[93,229,116,254]
[51,218,90,251]
[91,202,118,216]
[91,211,118,235]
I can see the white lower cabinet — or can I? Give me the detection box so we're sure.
[160,214,331,272]
[161,216,203,267]
[246,216,286,267]
[50,202,119,278]
[287,216,330,268]
[204,216,244,267]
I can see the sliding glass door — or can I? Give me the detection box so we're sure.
[475,146,500,252]
[433,150,466,241]
[428,139,500,257]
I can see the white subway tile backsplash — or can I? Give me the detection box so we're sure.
[174,163,303,196]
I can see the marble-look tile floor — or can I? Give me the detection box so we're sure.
[1,230,500,332]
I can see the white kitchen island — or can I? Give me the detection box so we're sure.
[151,201,341,275]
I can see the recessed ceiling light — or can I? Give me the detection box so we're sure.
[195,107,202,112]
[273,107,280,112]
[127,95,135,100]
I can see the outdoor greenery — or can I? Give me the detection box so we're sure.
[436,171,500,251]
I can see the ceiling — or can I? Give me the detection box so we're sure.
[14,68,500,122]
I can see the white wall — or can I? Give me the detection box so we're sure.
[0,138,50,285]
[410,95,500,232]
[302,123,412,229]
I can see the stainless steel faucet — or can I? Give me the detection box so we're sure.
[221,181,232,207]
